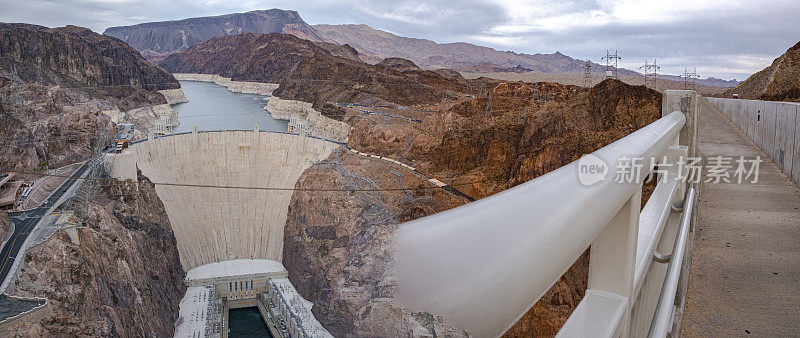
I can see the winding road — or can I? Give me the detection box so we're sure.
[0,163,88,291]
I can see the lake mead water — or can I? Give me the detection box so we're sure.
[172,81,288,133]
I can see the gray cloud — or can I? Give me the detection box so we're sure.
[1,0,797,80]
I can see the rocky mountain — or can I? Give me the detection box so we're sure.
[7,174,185,337]
[724,41,800,101]
[0,23,178,174]
[159,33,466,109]
[103,9,327,63]
[314,24,739,88]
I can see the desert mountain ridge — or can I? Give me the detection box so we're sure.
[103,9,327,63]
[103,9,738,88]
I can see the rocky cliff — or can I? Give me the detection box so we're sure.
[103,9,327,63]
[6,173,185,336]
[344,79,662,335]
[283,149,469,337]
[0,23,180,174]
[724,40,800,102]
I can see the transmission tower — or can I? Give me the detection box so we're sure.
[682,67,699,90]
[583,60,593,87]
[639,59,661,90]
[601,50,622,80]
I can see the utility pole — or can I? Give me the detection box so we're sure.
[601,50,622,80]
[639,59,661,91]
[682,67,699,90]
[583,60,593,87]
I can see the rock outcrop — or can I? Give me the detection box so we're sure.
[724,40,800,102]
[0,23,181,174]
[264,98,351,141]
[6,173,185,337]
[103,9,327,63]
[376,57,421,72]
[283,149,469,337]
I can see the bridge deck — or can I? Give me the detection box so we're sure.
[682,99,800,336]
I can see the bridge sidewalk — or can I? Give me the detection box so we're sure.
[681,99,800,336]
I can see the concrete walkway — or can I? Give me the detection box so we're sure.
[681,99,800,336]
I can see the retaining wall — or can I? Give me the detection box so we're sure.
[706,97,800,188]
[131,130,340,270]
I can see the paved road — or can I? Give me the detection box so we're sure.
[681,99,800,336]
[0,163,89,289]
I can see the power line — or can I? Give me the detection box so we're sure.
[583,60,593,87]
[601,50,622,80]
[682,67,699,90]
[639,59,660,91]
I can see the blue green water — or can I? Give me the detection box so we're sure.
[172,80,288,133]
[228,307,272,338]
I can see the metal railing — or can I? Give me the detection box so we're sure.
[395,107,697,337]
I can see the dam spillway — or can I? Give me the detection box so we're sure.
[117,130,340,270]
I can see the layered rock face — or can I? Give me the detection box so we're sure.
[725,40,800,102]
[7,174,185,336]
[104,9,327,63]
[283,149,469,337]
[0,23,180,173]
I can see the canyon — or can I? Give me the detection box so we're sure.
[2,19,673,337]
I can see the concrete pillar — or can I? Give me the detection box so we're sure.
[662,90,699,158]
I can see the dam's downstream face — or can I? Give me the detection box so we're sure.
[130,131,340,270]
[172,80,288,133]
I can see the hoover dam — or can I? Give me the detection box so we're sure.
[100,79,347,336]
[112,130,341,269]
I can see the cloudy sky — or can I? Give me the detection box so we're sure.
[2,0,798,80]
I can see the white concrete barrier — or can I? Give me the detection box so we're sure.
[706,98,800,188]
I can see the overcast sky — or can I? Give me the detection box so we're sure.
[2,0,798,80]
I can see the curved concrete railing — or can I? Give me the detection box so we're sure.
[397,106,696,337]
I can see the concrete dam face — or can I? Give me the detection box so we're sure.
[127,131,340,270]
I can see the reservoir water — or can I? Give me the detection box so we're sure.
[172,80,288,133]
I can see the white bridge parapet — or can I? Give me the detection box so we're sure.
[396,91,700,337]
